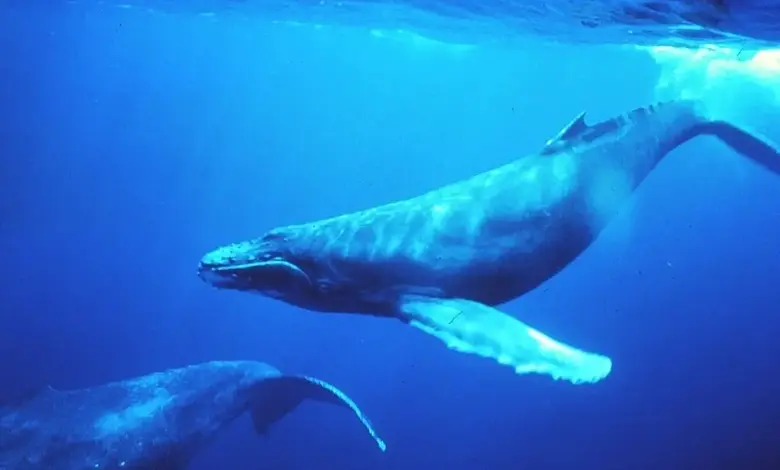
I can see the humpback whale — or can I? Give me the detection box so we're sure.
[0,361,385,470]
[198,99,780,385]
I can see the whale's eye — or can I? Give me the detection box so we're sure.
[316,279,337,294]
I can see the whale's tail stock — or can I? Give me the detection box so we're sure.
[694,119,780,174]
[687,99,780,174]
[249,374,387,452]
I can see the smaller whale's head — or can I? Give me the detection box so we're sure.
[197,228,316,302]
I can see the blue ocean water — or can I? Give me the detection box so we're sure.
[2,0,780,469]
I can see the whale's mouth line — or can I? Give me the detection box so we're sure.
[199,258,313,293]
[210,261,269,272]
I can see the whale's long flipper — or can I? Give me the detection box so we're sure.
[397,295,612,384]
[249,375,387,451]
[696,120,780,174]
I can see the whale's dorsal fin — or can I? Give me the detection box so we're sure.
[541,111,588,155]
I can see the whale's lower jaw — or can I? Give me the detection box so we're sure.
[198,265,232,286]
[197,267,258,291]
[196,261,275,292]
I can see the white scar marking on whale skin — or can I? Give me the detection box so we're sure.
[430,204,450,226]
[404,202,453,261]
[356,205,402,262]
[385,206,415,260]
[323,225,342,254]
[92,374,174,438]
[369,214,388,262]
[93,392,173,437]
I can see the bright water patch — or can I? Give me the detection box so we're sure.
[649,46,780,105]
[647,46,780,142]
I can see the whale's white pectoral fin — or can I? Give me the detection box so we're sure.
[396,295,612,384]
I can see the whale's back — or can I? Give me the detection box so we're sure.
[0,380,192,470]
[277,148,598,306]
[0,386,118,470]
[273,101,716,307]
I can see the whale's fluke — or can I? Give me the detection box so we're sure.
[250,375,387,452]
[397,295,612,384]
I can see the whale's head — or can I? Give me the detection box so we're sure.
[197,228,316,302]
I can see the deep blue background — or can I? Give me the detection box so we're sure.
[3,4,780,470]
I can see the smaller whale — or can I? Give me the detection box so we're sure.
[197,99,780,385]
[0,360,385,470]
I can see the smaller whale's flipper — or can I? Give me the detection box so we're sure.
[397,295,612,384]
[695,121,780,175]
[249,375,386,451]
